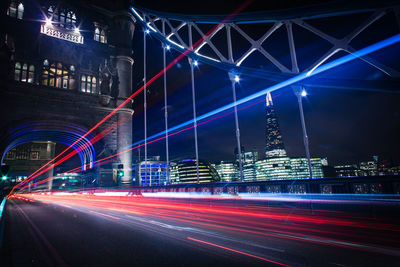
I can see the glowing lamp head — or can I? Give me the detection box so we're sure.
[1,176,7,181]
[193,60,198,67]
[166,44,170,50]
[234,75,240,83]
[301,89,307,97]
[145,29,150,34]
[74,27,80,34]
[45,18,52,26]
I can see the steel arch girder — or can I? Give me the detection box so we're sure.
[131,5,400,79]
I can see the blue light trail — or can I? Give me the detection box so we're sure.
[126,34,400,150]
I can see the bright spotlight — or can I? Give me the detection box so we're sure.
[74,27,80,34]
[193,60,198,66]
[301,89,307,97]
[234,75,240,83]
[166,45,170,50]
[45,18,52,26]
[145,29,150,34]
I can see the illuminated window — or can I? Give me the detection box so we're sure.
[41,60,76,89]
[5,150,15,160]
[28,65,35,83]
[30,151,39,160]
[16,151,28,160]
[7,1,24,19]
[94,27,107,43]
[81,74,98,94]
[14,62,21,81]
[47,6,76,29]
[14,62,35,83]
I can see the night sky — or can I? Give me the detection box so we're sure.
[127,0,400,166]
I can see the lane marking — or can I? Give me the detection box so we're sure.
[187,236,290,267]
[89,210,120,220]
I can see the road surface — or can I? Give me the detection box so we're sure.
[1,193,400,266]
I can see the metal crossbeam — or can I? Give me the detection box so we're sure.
[131,5,400,78]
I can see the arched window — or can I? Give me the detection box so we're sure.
[7,1,24,19]
[94,28,100,42]
[67,11,76,29]
[17,3,24,19]
[42,60,75,89]
[94,26,107,43]
[66,12,71,26]
[28,65,35,83]
[47,6,76,29]
[81,74,98,94]
[14,62,21,81]
[14,62,35,83]
[21,63,28,82]
[100,30,107,43]
[60,12,65,28]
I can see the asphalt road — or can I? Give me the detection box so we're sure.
[1,194,400,266]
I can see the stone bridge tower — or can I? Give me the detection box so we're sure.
[0,0,136,186]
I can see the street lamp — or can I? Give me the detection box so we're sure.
[229,72,244,182]
[45,18,52,26]
[193,60,199,67]
[295,86,313,179]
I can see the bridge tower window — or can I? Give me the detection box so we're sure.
[81,74,98,94]
[41,60,76,90]
[94,27,107,43]
[14,62,35,83]
[47,6,76,29]
[7,1,24,19]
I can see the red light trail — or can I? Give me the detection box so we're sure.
[17,98,266,192]
[187,237,291,266]
[16,193,400,259]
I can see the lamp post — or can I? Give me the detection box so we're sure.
[229,73,244,182]
[295,86,313,179]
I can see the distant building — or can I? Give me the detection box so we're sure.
[136,158,169,186]
[255,157,292,180]
[334,164,360,177]
[234,147,258,181]
[359,161,378,176]
[290,158,325,178]
[254,157,325,181]
[171,159,220,184]
[3,141,55,179]
[213,161,237,182]
[265,92,286,158]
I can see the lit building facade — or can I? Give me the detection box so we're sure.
[213,161,237,182]
[171,160,220,184]
[243,150,258,181]
[255,157,292,180]
[3,141,55,181]
[334,164,360,177]
[265,92,286,158]
[137,161,169,186]
[359,161,378,176]
[234,147,258,181]
[290,157,325,179]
